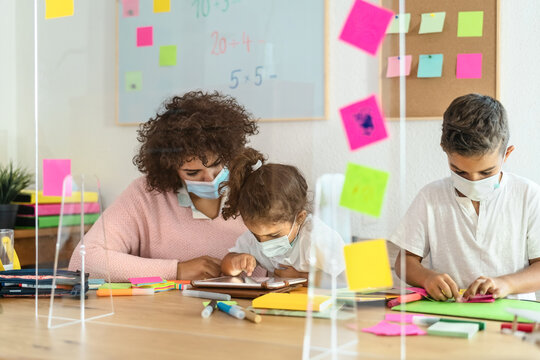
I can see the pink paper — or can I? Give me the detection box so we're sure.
[122,0,139,17]
[386,55,412,77]
[362,320,426,336]
[137,26,153,47]
[456,53,482,79]
[340,94,388,151]
[464,294,494,303]
[43,159,72,197]
[385,313,416,323]
[339,0,394,56]
[406,287,429,297]
[129,276,163,285]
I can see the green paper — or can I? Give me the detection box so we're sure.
[339,163,389,217]
[125,71,142,92]
[427,321,478,339]
[419,12,446,34]
[203,301,237,306]
[99,283,132,290]
[417,54,443,78]
[386,13,411,34]
[159,45,177,66]
[457,11,483,37]
[392,299,540,323]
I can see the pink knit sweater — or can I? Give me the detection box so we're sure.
[68,177,247,281]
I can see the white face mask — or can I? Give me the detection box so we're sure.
[257,216,298,258]
[450,170,501,201]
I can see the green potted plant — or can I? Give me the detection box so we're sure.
[0,162,33,229]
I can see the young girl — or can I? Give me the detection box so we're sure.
[220,148,345,279]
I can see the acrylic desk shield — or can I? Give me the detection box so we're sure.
[46,175,114,329]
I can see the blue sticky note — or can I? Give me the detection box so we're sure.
[417,54,443,78]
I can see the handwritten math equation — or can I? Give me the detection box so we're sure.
[211,31,266,55]
[191,0,241,18]
[229,66,278,89]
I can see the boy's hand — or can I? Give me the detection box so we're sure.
[274,264,309,279]
[423,272,462,302]
[227,253,257,276]
[463,276,512,300]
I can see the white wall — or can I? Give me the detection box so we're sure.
[6,0,540,240]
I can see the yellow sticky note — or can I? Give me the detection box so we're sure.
[153,0,170,13]
[45,0,74,19]
[343,239,393,291]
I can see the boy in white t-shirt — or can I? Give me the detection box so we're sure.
[390,94,540,301]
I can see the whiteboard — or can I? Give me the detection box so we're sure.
[117,0,327,124]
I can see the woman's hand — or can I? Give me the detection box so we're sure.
[222,253,257,276]
[274,264,309,279]
[176,256,221,280]
[463,276,512,300]
[423,272,462,302]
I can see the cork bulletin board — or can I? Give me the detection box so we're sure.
[380,0,500,120]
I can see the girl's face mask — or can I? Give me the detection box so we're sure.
[254,215,300,258]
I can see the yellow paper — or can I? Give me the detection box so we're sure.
[45,0,74,19]
[343,239,393,291]
[251,293,331,312]
[153,0,170,13]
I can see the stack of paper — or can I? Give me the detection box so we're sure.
[252,293,332,312]
[427,321,479,339]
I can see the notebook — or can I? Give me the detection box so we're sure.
[252,293,332,311]
[427,321,479,339]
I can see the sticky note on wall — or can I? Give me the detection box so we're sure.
[343,239,393,291]
[386,13,411,34]
[154,0,171,13]
[137,26,153,47]
[417,54,443,78]
[159,45,177,66]
[340,95,388,151]
[386,55,412,77]
[419,12,446,34]
[339,0,394,56]
[456,53,482,79]
[457,11,484,37]
[122,0,139,17]
[45,0,74,19]
[43,159,72,197]
[125,71,143,91]
[339,163,389,217]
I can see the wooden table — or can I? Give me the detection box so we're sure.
[0,291,538,359]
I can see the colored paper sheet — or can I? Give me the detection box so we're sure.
[457,11,484,37]
[339,0,394,56]
[362,320,426,336]
[417,54,443,78]
[129,276,163,285]
[419,12,446,34]
[153,0,170,13]
[136,26,153,47]
[406,287,429,297]
[339,163,389,217]
[43,159,72,197]
[456,53,482,79]
[159,45,177,66]
[125,71,142,92]
[386,13,411,34]
[340,95,388,151]
[385,313,416,323]
[343,239,393,291]
[386,55,412,77]
[99,283,132,290]
[45,0,74,19]
[122,0,139,17]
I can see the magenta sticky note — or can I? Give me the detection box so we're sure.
[43,159,72,197]
[385,313,416,323]
[456,53,482,79]
[340,95,388,151]
[339,0,394,56]
[129,276,163,285]
[137,26,153,47]
[386,55,412,77]
[122,0,139,17]
[362,320,426,336]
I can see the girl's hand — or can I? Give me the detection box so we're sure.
[423,272,462,302]
[176,256,221,280]
[228,253,257,276]
[463,276,512,300]
[274,264,309,279]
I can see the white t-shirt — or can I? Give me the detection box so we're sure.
[389,172,540,300]
[229,215,346,276]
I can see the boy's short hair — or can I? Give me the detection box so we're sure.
[441,93,509,156]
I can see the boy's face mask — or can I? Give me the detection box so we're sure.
[184,167,229,199]
[256,215,299,258]
[450,170,501,201]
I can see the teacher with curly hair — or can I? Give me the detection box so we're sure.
[69,91,259,281]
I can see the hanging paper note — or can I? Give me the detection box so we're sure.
[122,0,139,17]
[419,12,446,34]
[340,163,389,217]
[386,13,411,34]
[386,55,412,77]
[43,159,72,197]
[136,26,153,47]
[457,11,484,37]
[153,0,171,13]
[456,53,482,79]
[159,45,177,66]
[343,239,393,291]
[417,54,443,78]
[45,0,74,19]
[125,71,143,91]
[339,0,394,56]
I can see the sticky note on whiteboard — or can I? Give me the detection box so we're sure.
[159,45,177,66]
[343,239,393,291]
[125,71,143,92]
[153,0,170,13]
[45,0,74,19]
[122,0,139,17]
[137,26,153,47]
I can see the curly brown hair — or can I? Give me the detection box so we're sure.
[133,91,258,193]
[221,148,310,223]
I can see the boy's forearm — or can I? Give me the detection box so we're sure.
[395,251,438,288]
[498,259,540,294]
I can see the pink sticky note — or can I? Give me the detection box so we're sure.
[122,0,139,17]
[137,26,153,47]
[385,313,416,323]
[406,287,429,297]
[339,0,394,56]
[129,276,163,285]
[362,320,426,336]
[465,294,495,303]
[386,55,412,77]
[456,53,482,79]
[340,95,388,151]
[43,159,72,197]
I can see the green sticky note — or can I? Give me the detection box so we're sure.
[419,12,446,34]
[125,71,142,92]
[417,54,443,78]
[159,45,177,66]
[203,301,237,307]
[99,283,132,290]
[386,13,411,34]
[457,11,483,37]
[339,163,389,217]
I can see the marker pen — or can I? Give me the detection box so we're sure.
[201,299,218,319]
[217,302,245,320]
[96,288,154,296]
[182,289,231,301]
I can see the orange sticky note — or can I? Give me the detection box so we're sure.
[153,0,170,13]
[45,0,74,19]
[343,239,393,291]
